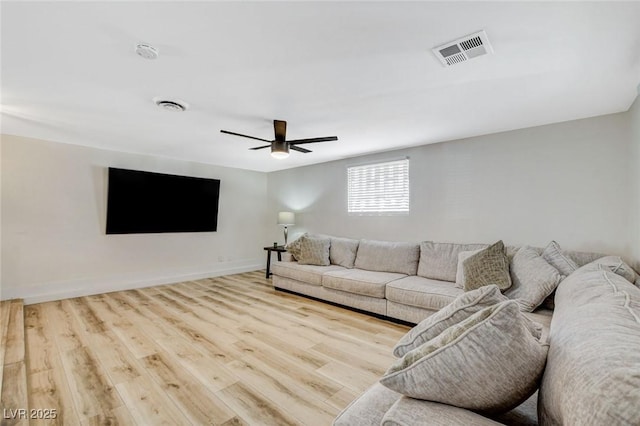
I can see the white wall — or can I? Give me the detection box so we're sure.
[267,112,634,261]
[1,134,268,303]
[630,94,640,270]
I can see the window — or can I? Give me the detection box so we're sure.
[347,159,409,215]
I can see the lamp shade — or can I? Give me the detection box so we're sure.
[277,211,295,226]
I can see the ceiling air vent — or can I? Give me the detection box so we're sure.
[433,30,493,67]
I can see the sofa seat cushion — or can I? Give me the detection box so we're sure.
[333,383,401,426]
[272,261,345,286]
[382,397,503,426]
[385,276,464,311]
[322,269,407,298]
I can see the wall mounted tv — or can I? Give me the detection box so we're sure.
[106,168,220,234]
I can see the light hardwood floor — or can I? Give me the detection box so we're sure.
[3,271,409,425]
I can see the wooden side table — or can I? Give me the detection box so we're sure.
[263,245,287,278]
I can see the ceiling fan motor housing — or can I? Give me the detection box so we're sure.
[271,140,289,158]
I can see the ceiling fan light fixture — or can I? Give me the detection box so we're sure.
[271,141,290,159]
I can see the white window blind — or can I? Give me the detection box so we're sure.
[348,159,409,215]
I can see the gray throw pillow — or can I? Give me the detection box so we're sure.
[393,285,508,358]
[591,256,638,284]
[462,240,512,291]
[542,241,578,276]
[505,246,562,312]
[454,249,483,289]
[296,235,331,266]
[381,301,549,414]
[285,233,307,260]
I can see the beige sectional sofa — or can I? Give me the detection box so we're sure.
[272,236,640,425]
[272,237,602,325]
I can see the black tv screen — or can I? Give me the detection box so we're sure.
[106,168,220,234]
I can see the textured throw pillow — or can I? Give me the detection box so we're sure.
[381,301,549,414]
[329,237,359,268]
[455,249,483,289]
[591,256,638,284]
[296,235,331,266]
[462,240,512,291]
[285,233,307,260]
[542,241,579,276]
[393,285,507,357]
[505,246,562,312]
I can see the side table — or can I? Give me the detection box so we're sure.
[263,245,287,279]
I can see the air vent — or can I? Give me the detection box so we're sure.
[432,30,493,67]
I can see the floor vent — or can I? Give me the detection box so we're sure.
[433,30,493,67]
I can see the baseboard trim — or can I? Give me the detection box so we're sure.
[274,286,416,327]
[3,263,263,305]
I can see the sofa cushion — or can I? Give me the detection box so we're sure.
[297,235,331,266]
[385,276,463,312]
[393,285,509,358]
[542,240,579,276]
[539,268,640,425]
[322,269,407,298]
[505,246,562,312]
[418,241,489,282]
[354,239,420,275]
[462,240,512,291]
[381,301,549,413]
[329,236,359,269]
[271,261,345,286]
[381,397,503,426]
[333,383,400,426]
[454,249,484,288]
[591,255,638,283]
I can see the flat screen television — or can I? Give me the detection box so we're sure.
[106,167,220,234]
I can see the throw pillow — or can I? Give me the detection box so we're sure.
[393,285,542,357]
[462,240,512,291]
[381,301,549,414]
[285,233,307,260]
[542,241,579,276]
[454,249,483,289]
[296,235,331,266]
[591,256,638,284]
[505,246,562,312]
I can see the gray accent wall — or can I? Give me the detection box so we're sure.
[267,111,634,263]
[1,135,268,303]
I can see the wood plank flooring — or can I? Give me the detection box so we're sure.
[1,271,409,425]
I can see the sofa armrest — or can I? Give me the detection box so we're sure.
[280,252,295,262]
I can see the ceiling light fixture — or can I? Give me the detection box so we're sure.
[270,141,290,159]
[154,98,188,112]
[135,43,159,60]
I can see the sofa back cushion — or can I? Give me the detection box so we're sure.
[354,239,420,275]
[329,236,360,269]
[418,241,489,282]
[539,265,640,425]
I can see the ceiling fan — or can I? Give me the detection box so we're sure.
[220,120,338,159]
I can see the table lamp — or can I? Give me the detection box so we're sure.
[277,211,295,245]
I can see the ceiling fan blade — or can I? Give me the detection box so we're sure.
[288,136,338,145]
[290,145,312,153]
[220,130,271,143]
[249,145,271,150]
[274,120,287,141]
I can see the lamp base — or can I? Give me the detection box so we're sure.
[284,226,289,245]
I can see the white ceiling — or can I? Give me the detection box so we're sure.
[2,1,639,172]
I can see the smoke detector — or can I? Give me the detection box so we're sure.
[154,98,188,112]
[135,43,159,60]
[433,30,493,67]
